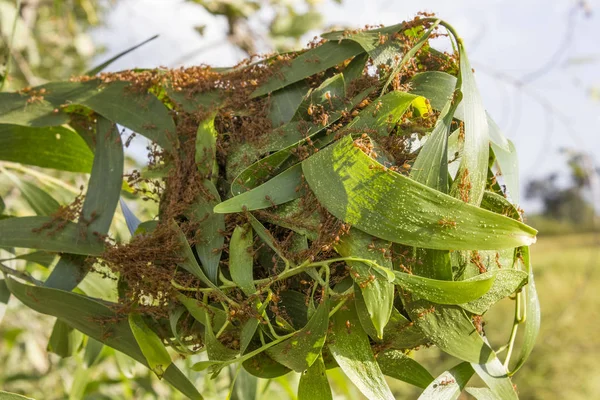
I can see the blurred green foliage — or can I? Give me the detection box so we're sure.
[189,0,331,54]
[526,149,597,234]
[0,0,104,90]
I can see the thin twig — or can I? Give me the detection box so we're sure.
[0,262,43,286]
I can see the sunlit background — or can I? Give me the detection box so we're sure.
[1,0,599,399]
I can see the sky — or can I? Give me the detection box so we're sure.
[92,0,600,212]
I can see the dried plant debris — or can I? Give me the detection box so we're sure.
[0,13,539,400]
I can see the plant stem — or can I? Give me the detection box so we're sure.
[215,330,297,370]
[219,272,236,286]
[504,291,523,370]
[170,279,236,293]
[215,320,230,339]
[329,296,349,318]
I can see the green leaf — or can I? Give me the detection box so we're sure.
[302,135,537,250]
[176,292,227,329]
[417,362,474,400]
[230,366,258,400]
[229,142,289,195]
[230,87,374,196]
[240,318,260,355]
[3,171,59,216]
[510,246,540,374]
[83,337,104,367]
[228,123,318,195]
[470,356,518,400]
[409,71,457,111]
[80,116,124,235]
[86,34,159,75]
[242,351,291,379]
[370,39,403,70]
[460,269,527,314]
[165,87,222,114]
[45,116,123,290]
[328,303,394,400]
[411,91,462,192]
[292,73,346,122]
[171,220,216,287]
[189,181,225,284]
[195,112,219,181]
[265,120,330,154]
[1,81,176,151]
[205,314,238,362]
[491,139,520,204]
[50,81,176,151]
[344,91,427,138]
[381,20,440,94]
[393,270,496,305]
[465,387,500,400]
[248,214,288,264]
[77,269,119,302]
[335,229,393,339]
[298,355,332,400]
[404,300,517,399]
[128,313,173,378]
[0,279,10,323]
[403,301,482,361]
[268,81,310,127]
[0,216,104,255]
[6,278,202,399]
[43,255,87,291]
[449,44,489,206]
[0,125,93,172]
[251,41,364,97]
[229,224,256,296]
[480,191,521,220]
[192,360,222,372]
[447,128,461,179]
[266,299,330,372]
[134,220,158,235]
[277,290,310,329]
[169,307,195,354]
[409,71,510,151]
[482,116,511,156]
[257,199,319,240]
[0,391,36,400]
[342,53,369,85]
[376,349,434,389]
[48,319,83,358]
[353,282,383,340]
[215,164,303,213]
[321,23,405,53]
[0,92,69,127]
[381,308,428,350]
